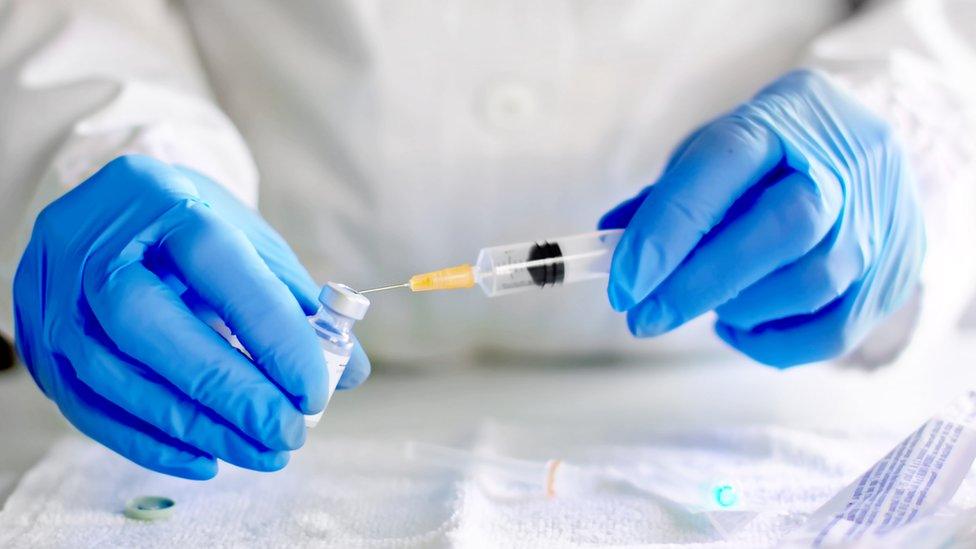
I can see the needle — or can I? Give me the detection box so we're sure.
[358,282,410,294]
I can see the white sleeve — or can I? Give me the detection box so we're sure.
[802,0,976,366]
[0,0,258,341]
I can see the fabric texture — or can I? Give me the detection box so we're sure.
[3,423,974,547]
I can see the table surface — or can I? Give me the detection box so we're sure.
[3,333,975,508]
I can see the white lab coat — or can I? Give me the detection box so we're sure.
[1,0,974,364]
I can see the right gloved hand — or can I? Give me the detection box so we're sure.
[13,155,367,479]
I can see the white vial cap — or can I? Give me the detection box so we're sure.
[319,282,370,320]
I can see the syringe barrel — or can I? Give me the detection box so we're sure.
[474,229,623,297]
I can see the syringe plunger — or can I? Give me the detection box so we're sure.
[473,229,622,297]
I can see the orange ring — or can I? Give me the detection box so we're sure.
[545,459,562,498]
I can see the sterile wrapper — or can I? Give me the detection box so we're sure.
[787,391,976,546]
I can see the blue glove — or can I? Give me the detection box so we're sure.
[600,70,925,367]
[13,155,370,479]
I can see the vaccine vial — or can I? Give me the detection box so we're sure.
[304,282,370,427]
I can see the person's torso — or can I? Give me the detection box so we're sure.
[183,0,850,362]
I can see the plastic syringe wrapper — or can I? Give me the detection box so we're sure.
[786,390,976,547]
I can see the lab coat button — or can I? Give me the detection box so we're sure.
[480,80,540,131]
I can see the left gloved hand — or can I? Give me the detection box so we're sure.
[13,156,370,479]
[599,70,925,367]
[178,167,372,392]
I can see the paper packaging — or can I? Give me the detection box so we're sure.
[787,391,976,546]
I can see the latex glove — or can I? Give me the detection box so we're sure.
[178,167,371,392]
[13,155,370,479]
[600,70,925,367]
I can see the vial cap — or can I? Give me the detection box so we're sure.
[319,282,371,320]
[124,496,175,521]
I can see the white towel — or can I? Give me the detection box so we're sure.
[1,423,974,548]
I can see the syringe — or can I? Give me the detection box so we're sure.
[360,229,623,297]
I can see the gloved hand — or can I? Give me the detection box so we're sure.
[600,70,925,367]
[13,155,370,479]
